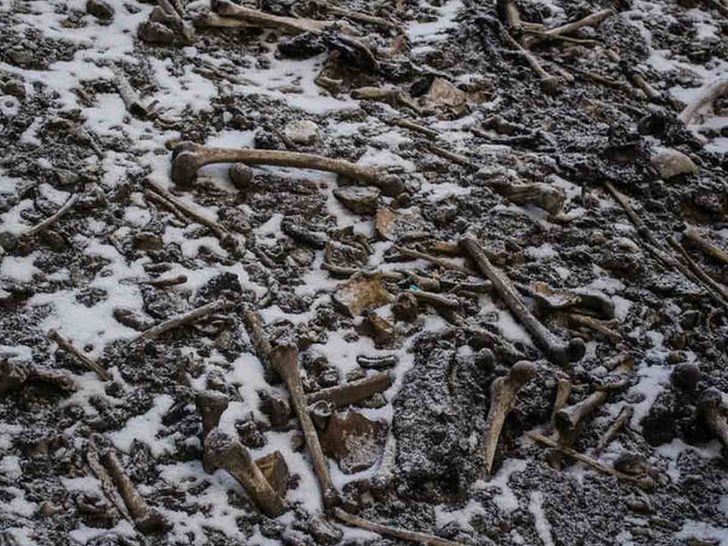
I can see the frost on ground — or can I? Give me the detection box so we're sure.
[0,0,727,545]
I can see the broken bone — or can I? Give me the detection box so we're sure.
[555,390,608,447]
[0,359,75,396]
[485,179,566,216]
[101,449,169,534]
[129,299,227,347]
[270,343,340,507]
[48,329,111,381]
[171,142,404,196]
[204,428,286,517]
[698,388,728,451]
[214,0,336,35]
[482,361,538,476]
[460,234,585,365]
[196,390,229,470]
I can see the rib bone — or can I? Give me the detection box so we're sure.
[171,142,403,195]
[270,344,340,507]
[482,361,537,476]
[460,234,585,365]
[101,449,169,534]
[204,428,286,517]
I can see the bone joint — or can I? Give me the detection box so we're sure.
[204,427,286,517]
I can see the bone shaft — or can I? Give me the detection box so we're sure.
[563,390,607,429]
[333,508,465,546]
[130,300,224,346]
[482,377,516,475]
[25,193,80,238]
[460,236,563,361]
[306,372,392,407]
[228,448,286,516]
[217,2,322,35]
[683,227,728,266]
[544,9,613,36]
[102,450,150,522]
[551,378,572,423]
[678,78,728,124]
[49,329,111,381]
[243,310,273,373]
[148,182,228,238]
[198,148,378,183]
[592,405,633,457]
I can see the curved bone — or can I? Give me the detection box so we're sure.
[482,361,538,476]
[270,344,340,507]
[460,234,585,365]
[204,428,286,517]
[171,143,403,196]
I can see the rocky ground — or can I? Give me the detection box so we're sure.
[0,0,727,545]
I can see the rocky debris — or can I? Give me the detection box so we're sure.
[319,411,388,473]
[333,186,380,215]
[86,0,114,20]
[332,273,393,316]
[283,120,319,146]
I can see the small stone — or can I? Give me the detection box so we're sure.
[255,451,289,497]
[671,362,701,391]
[360,313,396,347]
[138,21,176,45]
[8,49,33,67]
[229,163,255,190]
[4,79,26,99]
[651,148,698,179]
[86,0,115,20]
[392,292,418,322]
[317,368,339,388]
[236,421,266,448]
[133,231,163,251]
[319,411,388,473]
[333,186,380,215]
[474,348,495,371]
[283,120,319,145]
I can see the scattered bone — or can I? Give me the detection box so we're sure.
[113,308,156,332]
[254,451,289,497]
[395,245,473,274]
[683,227,728,266]
[171,142,404,196]
[0,191,81,249]
[204,428,287,517]
[550,377,572,425]
[555,390,608,448]
[524,8,613,47]
[307,371,392,407]
[591,405,634,458]
[101,449,169,534]
[48,329,111,381]
[384,117,438,139]
[460,234,585,365]
[410,289,462,310]
[678,76,728,125]
[420,141,480,170]
[114,73,148,119]
[485,179,566,216]
[669,237,728,305]
[501,29,558,93]
[333,508,466,546]
[332,273,393,317]
[270,343,340,507]
[196,391,229,440]
[260,392,292,427]
[146,180,237,249]
[129,299,227,347]
[138,274,188,288]
[311,0,399,31]
[482,361,537,476]
[352,85,421,113]
[697,388,728,451]
[319,410,387,473]
[527,431,653,488]
[361,313,396,347]
[627,70,661,102]
[566,313,621,345]
[214,0,334,35]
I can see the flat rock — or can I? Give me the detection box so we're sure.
[333,186,380,215]
[319,411,387,474]
[332,273,393,316]
[651,148,698,179]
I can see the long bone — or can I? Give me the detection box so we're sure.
[306,371,392,407]
[101,449,168,534]
[129,299,226,347]
[555,390,608,446]
[683,227,728,266]
[482,361,538,476]
[171,142,404,196]
[591,405,633,458]
[270,344,340,507]
[48,329,111,381]
[698,388,728,451]
[204,428,286,517]
[459,234,585,365]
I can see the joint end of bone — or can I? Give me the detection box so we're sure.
[171,149,202,186]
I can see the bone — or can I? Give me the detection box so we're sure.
[698,388,728,451]
[410,289,462,310]
[171,142,403,196]
[528,431,653,489]
[550,377,572,425]
[384,117,438,139]
[146,181,237,249]
[113,73,148,119]
[196,391,229,439]
[501,29,558,94]
[157,0,195,43]
[566,313,622,345]
[270,344,340,507]
[460,234,585,365]
[540,9,613,39]
[16,191,80,245]
[482,361,538,476]
[591,405,633,458]
[242,310,274,377]
[101,449,169,534]
[0,360,75,395]
[129,299,227,347]
[312,0,399,30]
[555,390,608,446]
[678,76,728,125]
[683,227,728,266]
[395,245,473,274]
[333,507,466,546]
[420,141,480,170]
[139,274,188,288]
[204,428,286,517]
[306,372,392,408]
[215,0,334,34]
[48,329,112,381]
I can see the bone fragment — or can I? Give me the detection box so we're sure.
[678,77,728,125]
[306,372,392,407]
[683,227,728,266]
[591,405,633,458]
[48,329,111,381]
[698,388,728,451]
[129,299,226,347]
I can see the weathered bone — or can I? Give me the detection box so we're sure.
[114,73,148,119]
[204,428,286,517]
[410,289,462,310]
[482,361,538,476]
[555,390,608,446]
[395,245,473,274]
[550,377,572,425]
[270,344,340,507]
[139,274,188,288]
[591,405,633,458]
[333,507,466,546]
[526,8,613,46]
[215,0,333,34]
[460,234,585,365]
[566,313,621,345]
[0,191,81,249]
[385,117,438,139]
[306,371,392,408]
[698,388,728,451]
[311,0,399,30]
[171,142,403,196]
[48,329,111,381]
[683,226,728,266]
[678,76,728,125]
[501,29,558,93]
[101,449,169,534]
[129,299,226,347]
[243,310,274,375]
[196,391,229,439]
[0,360,75,395]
